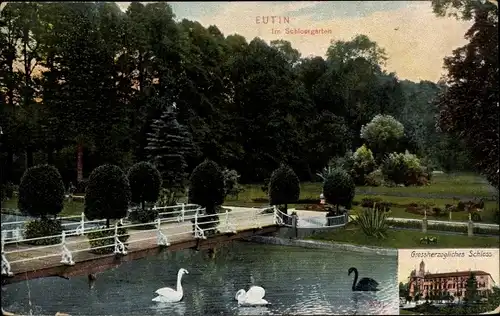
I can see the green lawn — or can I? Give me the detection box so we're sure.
[399,310,418,315]
[308,225,500,249]
[2,198,84,217]
[232,173,496,204]
[225,172,498,224]
[351,195,499,223]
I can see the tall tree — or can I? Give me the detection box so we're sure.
[433,1,499,187]
[145,102,195,194]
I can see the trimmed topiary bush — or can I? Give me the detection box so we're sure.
[24,218,63,245]
[323,168,355,211]
[127,161,162,225]
[18,164,65,218]
[86,225,130,254]
[188,160,225,236]
[268,164,300,217]
[188,160,225,214]
[128,161,162,209]
[85,164,131,228]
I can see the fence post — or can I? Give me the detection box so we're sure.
[157,218,170,246]
[422,210,428,234]
[467,213,474,237]
[291,213,298,238]
[193,212,206,239]
[113,223,127,255]
[80,212,85,236]
[60,231,75,265]
[1,233,13,276]
[181,203,185,222]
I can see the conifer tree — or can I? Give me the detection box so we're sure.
[145,105,195,193]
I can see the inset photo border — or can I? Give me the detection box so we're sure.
[398,248,500,315]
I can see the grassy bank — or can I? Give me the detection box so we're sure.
[308,225,500,248]
[2,198,84,217]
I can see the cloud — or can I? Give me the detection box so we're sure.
[193,1,472,82]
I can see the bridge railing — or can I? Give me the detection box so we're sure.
[0,204,201,242]
[272,208,348,228]
[1,206,277,277]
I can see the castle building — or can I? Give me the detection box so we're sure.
[408,260,495,299]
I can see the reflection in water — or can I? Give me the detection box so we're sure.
[148,300,186,316]
[237,305,271,315]
[2,242,398,315]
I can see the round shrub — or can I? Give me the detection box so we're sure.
[24,218,63,245]
[188,160,225,214]
[85,164,131,227]
[350,145,376,185]
[360,114,404,160]
[86,225,130,254]
[18,164,65,218]
[268,164,300,214]
[323,168,355,210]
[381,151,427,186]
[127,161,162,209]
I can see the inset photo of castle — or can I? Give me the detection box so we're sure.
[398,248,500,315]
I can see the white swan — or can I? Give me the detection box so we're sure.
[235,286,269,306]
[152,268,189,302]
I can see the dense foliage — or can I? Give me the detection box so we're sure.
[268,165,301,214]
[360,115,404,161]
[24,218,63,245]
[18,164,65,218]
[127,161,162,209]
[86,225,130,254]
[0,2,484,189]
[188,160,225,214]
[145,106,195,193]
[433,1,499,188]
[323,169,355,210]
[0,1,495,191]
[84,164,131,227]
[127,161,162,224]
[350,145,376,185]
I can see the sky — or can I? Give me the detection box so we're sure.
[398,249,500,285]
[117,1,473,83]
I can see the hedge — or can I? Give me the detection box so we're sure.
[86,226,130,254]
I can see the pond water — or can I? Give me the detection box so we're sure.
[2,242,398,315]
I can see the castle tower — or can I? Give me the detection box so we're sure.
[419,260,425,273]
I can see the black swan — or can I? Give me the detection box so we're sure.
[348,267,379,291]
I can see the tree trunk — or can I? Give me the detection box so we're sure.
[106,218,110,228]
[77,143,83,182]
[141,200,145,212]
